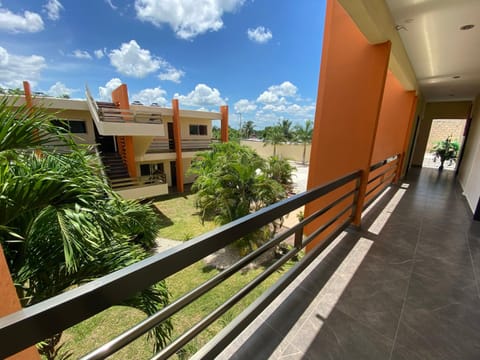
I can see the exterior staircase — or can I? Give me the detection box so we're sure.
[101,152,130,180]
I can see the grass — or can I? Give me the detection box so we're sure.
[59,192,297,359]
[152,192,217,240]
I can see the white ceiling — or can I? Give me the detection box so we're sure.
[385,0,480,101]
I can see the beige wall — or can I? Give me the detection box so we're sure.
[241,140,312,163]
[458,94,480,212]
[425,119,466,152]
[46,109,96,145]
[411,101,472,165]
[180,117,212,139]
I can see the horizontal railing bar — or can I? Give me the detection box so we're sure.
[369,154,398,172]
[152,246,299,360]
[82,188,358,358]
[367,161,398,184]
[193,219,351,360]
[0,170,361,358]
[82,225,296,359]
[365,170,396,199]
[301,203,354,249]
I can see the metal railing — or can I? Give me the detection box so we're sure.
[363,154,400,209]
[0,170,364,359]
[109,174,167,189]
[98,107,164,124]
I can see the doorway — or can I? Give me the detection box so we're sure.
[94,126,116,153]
[168,122,175,151]
[170,161,177,186]
[422,118,467,171]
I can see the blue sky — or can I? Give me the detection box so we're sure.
[0,0,326,128]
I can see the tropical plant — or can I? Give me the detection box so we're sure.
[0,98,171,358]
[432,136,459,170]
[280,119,294,141]
[188,142,287,252]
[263,125,286,156]
[265,156,294,193]
[293,119,313,164]
[241,120,255,139]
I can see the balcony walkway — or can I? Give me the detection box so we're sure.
[217,168,480,360]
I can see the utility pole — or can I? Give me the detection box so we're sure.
[237,112,242,140]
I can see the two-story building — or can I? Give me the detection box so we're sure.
[7,81,229,199]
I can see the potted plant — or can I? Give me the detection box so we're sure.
[432,136,459,171]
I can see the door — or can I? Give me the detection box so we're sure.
[94,126,116,153]
[168,122,175,150]
[170,161,177,186]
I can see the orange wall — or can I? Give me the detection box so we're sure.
[111,84,137,177]
[305,0,391,249]
[172,99,184,192]
[371,71,416,164]
[0,247,40,359]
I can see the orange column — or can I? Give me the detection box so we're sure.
[172,99,184,193]
[396,95,418,181]
[23,81,33,108]
[111,84,136,177]
[0,247,40,359]
[371,71,417,166]
[220,105,229,142]
[304,0,391,250]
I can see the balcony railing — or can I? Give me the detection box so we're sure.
[0,158,397,359]
[109,174,167,189]
[147,138,212,153]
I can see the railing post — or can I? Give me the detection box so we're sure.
[352,169,369,227]
[294,228,303,249]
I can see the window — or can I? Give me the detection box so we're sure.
[51,119,87,134]
[189,124,208,136]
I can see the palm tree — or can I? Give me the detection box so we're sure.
[280,119,293,141]
[189,142,286,252]
[0,98,171,358]
[241,120,255,139]
[294,120,313,164]
[263,126,286,156]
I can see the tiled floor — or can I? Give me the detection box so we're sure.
[217,168,480,359]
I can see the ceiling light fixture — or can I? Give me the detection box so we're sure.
[460,24,475,30]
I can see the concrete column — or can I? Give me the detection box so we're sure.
[220,105,229,142]
[0,246,40,359]
[304,0,391,250]
[111,84,137,177]
[172,99,184,193]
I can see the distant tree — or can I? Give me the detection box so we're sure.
[189,142,287,252]
[263,125,286,156]
[265,156,294,193]
[60,94,70,99]
[212,125,221,140]
[242,120,255,139]
[280,119,294,141]
[294,119,314,164]
[228,126,241,143]
[7,88,24,95]
[0,99,171,358]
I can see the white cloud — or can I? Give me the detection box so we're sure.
[72,50,92,59]
[234,99,257,113]
[44,0,63,21]
[47,81,74,97]
[256,81,297,104]
[174,83,225,107]
[0,46,46,89]
[135,0,245,40]
[94,48,106,59]
[247,26,272,44]
[105,0,118,10]
[0,8,44,33]
[109,40,160,78]
[98,78,122,101]
[158,66,184,83]
[132,87,168,106]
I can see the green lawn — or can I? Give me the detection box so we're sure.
[59,192,296,359]
[153,192,217,240]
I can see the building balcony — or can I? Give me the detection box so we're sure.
[0,163,479,359]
